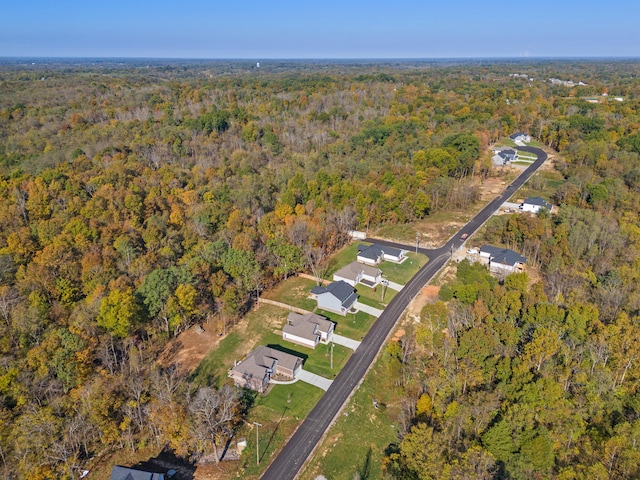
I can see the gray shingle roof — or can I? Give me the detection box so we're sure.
[498,149,517,161]
[334,261,381,282]
[357,243,403,261]
[311,280,356,305]
[480,245,526,267]
[287,312,334,334]
[232,346,302,379]
[523,196,552,209]
[509,131,528,140]
[110,466,165,480]
[283,320,319,342]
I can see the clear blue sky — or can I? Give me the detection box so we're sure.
[2,0,639,58]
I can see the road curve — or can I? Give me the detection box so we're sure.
[261,146,547,480]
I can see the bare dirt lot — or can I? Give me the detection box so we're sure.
[159,322,224,374]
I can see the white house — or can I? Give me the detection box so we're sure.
[333,261,382,288]
[310,280,358,316]
[509,132,531,143]
[357,244,407,266]
[480,245,526,275]
[492,148,518,165]
[282,312,335,349]
[520,196,553,213]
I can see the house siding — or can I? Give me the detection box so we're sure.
[282,331,319,349]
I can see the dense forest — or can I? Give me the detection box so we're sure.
[0,59,639,479]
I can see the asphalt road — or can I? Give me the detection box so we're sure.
[261,146,547,480]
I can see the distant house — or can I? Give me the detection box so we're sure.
[282,312,335,349]
[228,346,303,393]
[356,244,407,266]
[520,196,553,213]
[333,261,382,288]
[110,466,166,480]
[493,148,518,165]
[310,280,358,316]
[479,245,526,275]
[509,132,531,143]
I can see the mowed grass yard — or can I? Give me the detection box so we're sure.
[260,275,318,311]
[238,381,326,479]
[191,303,352,387]
[326,241,427,286]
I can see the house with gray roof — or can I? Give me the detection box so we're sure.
[356,244,407,266]
[310,280,358,316]
[493,148,518,165]
[333,261,382,288]
[479,245,526,275]
[520,196,553,213]
[228,346,303,393]
[110,466,166,480]
[282,312,335,349]
[509,132,531,143]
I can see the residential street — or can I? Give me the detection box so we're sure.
[261,147,547,480]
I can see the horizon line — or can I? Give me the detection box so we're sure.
[1,55,639,61]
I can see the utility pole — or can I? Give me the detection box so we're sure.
[381,278,387,302]
[253,421,262,465]
[330,343,334,370]
[415,233,419,254]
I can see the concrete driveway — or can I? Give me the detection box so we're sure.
[354,301,383,317]
[296,369,333,391]
[331,334,361,351]
[386,280,404,291]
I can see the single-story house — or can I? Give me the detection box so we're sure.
[310,280,358,316]
[520,196,553,213]
[480,245,526,275]
[228,346,303,393]
[493,148,518,165]
[282,312,335,349]
[509,132,531,143]
[333,261,382,288]
[357,244,407,266]
[110,466,166,480]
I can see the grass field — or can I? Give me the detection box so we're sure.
[374,224,418,243]
[317,309,377,341]
[356,285,396,309]
[239,381,326,478]
[260,275,318,311]
[379,253,426,284]
[512,170,565,203]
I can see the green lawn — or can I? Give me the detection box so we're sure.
[356,283,397,309]
[300,350,403,480]
[323,241,427,287]
[317,309,377,341]
[379,253,427,284]
[374,224,418,243]
[260,275,318,311]
[258,331,352,378]
[324,242,371,278]
[302,341,351,379]
[239,382,326,478]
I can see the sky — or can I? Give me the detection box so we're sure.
[1,0,639,59]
